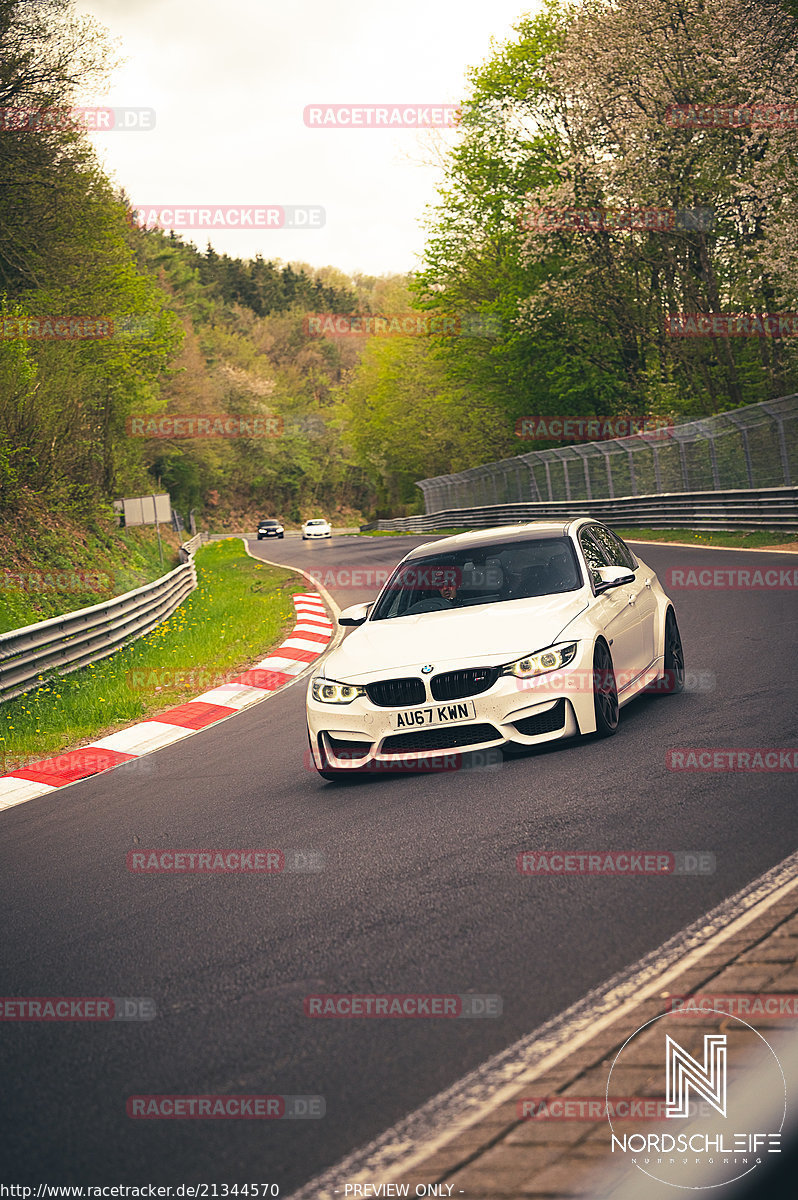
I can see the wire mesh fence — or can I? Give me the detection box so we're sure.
[416,395,798,514]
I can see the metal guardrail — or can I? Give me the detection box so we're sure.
[360,486,798,534]
[0,538,200,703]
[415,395,798,512]
[179,532,203,560]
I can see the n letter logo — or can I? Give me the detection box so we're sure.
[666,1034,727,1118]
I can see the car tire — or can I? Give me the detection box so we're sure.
[279,533,284,539]
[660,608,685,695]
[592,640,619,737]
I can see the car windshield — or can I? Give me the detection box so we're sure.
[307,520,325,525]
[369,536,583,621]
[261,521,278,525]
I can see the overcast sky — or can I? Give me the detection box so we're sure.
[75,0,539,277]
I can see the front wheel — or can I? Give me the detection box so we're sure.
[660,608,685,694]
[592,640,619,737]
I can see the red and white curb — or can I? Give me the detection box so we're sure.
[0,592,332,812]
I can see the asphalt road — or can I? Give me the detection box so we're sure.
[1,533,796,1188]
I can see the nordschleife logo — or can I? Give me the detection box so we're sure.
[665,1033,727,1118]
[605,1009,785,1189]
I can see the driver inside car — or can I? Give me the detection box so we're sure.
[405,580,460,614]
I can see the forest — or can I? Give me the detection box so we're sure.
[1,0,796,526]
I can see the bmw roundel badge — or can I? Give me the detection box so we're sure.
[421,664,434,674]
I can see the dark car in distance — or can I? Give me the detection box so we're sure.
[257,519,284,540]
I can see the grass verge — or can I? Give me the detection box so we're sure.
[1,539,307,771]
[356,527,797,550]
[0,495,183,635]
[613,527,797,549]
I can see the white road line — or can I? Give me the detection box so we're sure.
[193,684,277,709]
[91,722,194,754]
[0,778,57,809]
[626,538,798,555]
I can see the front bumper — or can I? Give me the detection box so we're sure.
[306,647,600,773]
[303,531,331,539]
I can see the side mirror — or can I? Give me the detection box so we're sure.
[338,602,371,627]
[596,565,635,591]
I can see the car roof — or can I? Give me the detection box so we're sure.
[403,520,589,559]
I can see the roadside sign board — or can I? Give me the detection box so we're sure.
[122,494,172,527]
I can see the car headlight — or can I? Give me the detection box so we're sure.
[311,677,366,704]
[501,642,578,679]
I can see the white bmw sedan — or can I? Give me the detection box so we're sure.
[302,518,332,540]
[306,520,684,779]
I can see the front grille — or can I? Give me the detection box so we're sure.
[381,723,500,754]
[430,667,499,702]
[366,677,426,707]
[513,699,566,737]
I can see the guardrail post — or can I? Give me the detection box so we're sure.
[543,459,554,501]
[597,444,615,499]
[761,404,792,486]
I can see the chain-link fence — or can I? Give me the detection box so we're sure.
[416,395,798,513]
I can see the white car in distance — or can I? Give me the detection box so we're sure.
[301,518,332,540]
[306,519,685,780]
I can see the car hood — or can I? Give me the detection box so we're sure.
[323,593,590,680]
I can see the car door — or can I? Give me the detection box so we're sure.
[578,528,640,690]
[590,525,658,675]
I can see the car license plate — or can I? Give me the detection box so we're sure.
[393,700,476,729]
